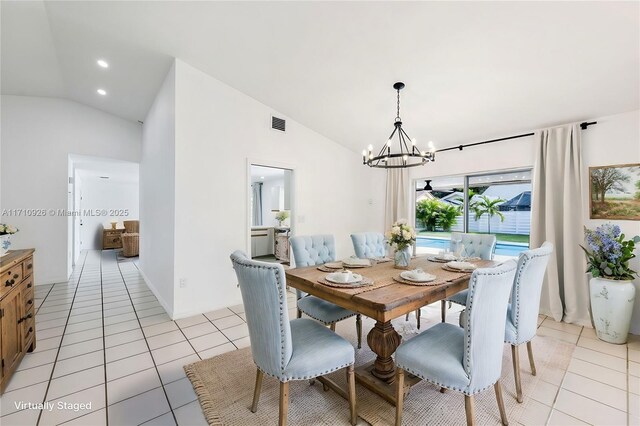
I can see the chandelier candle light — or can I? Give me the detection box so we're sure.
[363,82,436,169]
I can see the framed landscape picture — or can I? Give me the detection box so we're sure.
[589,163,640,220]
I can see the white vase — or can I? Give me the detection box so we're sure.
[589,277,636,344]
[0,235,11,257]
[394,247,412,270]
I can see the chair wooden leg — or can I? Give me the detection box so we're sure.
[511,344,523,403]
[347,365,357,425]
[279,381,289,426]
[330,323,336,332]
[416,309,421,329]
[441,300,447,322]
[494,380,509,425]
[296,309,302,319]
[356,314,362,349]
[395,368,405,426]
[526,341,537,376]
[251,369,263,413]
[405,313,410,321]
[464,395,476,426]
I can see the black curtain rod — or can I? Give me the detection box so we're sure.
[435,121,597,153]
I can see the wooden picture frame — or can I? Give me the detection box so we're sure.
[589,163,640,220]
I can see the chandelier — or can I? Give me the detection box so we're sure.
[363,82,435,169]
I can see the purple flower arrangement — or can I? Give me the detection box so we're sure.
[581,224,639,280]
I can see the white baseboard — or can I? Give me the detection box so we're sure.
[135,266,174,319]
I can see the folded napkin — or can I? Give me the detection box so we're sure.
[437,253,457,261]
[342,256,371,266]
[447,261,477,271]
[402,268,435,281]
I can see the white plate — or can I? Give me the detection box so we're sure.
[400,271,436,283]
[446,261,477,271]
[435,254,457,261]
[325,272,363,284]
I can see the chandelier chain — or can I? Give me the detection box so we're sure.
[396,89,401,120]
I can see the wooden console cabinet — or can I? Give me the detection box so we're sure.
[103,228,125,250]
[0,249,36,394]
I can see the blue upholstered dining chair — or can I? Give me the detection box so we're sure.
[448,242,553,402]
[230,251,357,426]
[350,232,386,259]
[395,261,517,426]
[290,235,362,348]
[441,232,497,322]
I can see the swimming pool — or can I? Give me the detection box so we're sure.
[416,236,528,257]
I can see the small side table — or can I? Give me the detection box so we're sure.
[103,228,125,250]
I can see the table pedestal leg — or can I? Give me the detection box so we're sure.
[367,320,402,383]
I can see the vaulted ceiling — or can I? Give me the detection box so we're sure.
[2,1,638,153]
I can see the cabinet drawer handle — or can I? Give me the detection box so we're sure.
[5,279,15,286]
[27,283,32,288]
[27,263,33,270]
[13,274,19,279]
[28,327,33,333]
[17,317,23,324]
[26,313,32,319]
[27,299,33,305]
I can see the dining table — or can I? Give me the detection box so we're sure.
[285,255,498,404]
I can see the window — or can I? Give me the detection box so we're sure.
[415,169,531,258]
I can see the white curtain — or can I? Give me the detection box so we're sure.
[251,183,263,227]
[531,124,589,325]
[384,159,410,231]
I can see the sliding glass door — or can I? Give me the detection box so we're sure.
[415,169,532,258]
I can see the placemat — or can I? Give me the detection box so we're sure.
[442,264,476,273]
[316,265,337,272]
[324,261,371,269]
[317,276,374,289]
[426,256,451,263]
[392,275,441,286]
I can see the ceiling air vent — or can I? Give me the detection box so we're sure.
[271,116,286,132]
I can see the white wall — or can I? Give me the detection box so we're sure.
[410,110,640,333]
[78,178,139,250]
[1,96,141,284]
[138,64,177,315]
[165,59,384,318]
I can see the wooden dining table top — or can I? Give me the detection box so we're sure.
[285,256,498,323]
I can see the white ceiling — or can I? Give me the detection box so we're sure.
[2,1,638,153]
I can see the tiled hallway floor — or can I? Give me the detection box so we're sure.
[1,250,638,425]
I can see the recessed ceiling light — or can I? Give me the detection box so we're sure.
[97,89,107,96]
[260,176,265,180]
[99,176,109,179]
[97,59,109,68]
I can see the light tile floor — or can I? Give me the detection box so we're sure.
[1,250,638,425]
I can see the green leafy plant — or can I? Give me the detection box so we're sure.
[415,199,462,231]
[470,195,505,234]
[275,211,289,224]
[580,224,639,280]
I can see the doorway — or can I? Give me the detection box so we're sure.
[68,155,140,270]
[249,164,293,264]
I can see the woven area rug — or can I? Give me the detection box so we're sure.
[184,316,574,425]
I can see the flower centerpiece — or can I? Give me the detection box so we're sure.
[386,219,416,269]
[0,224,19,257]
[275,211,289,227]
[580,224,639,344]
